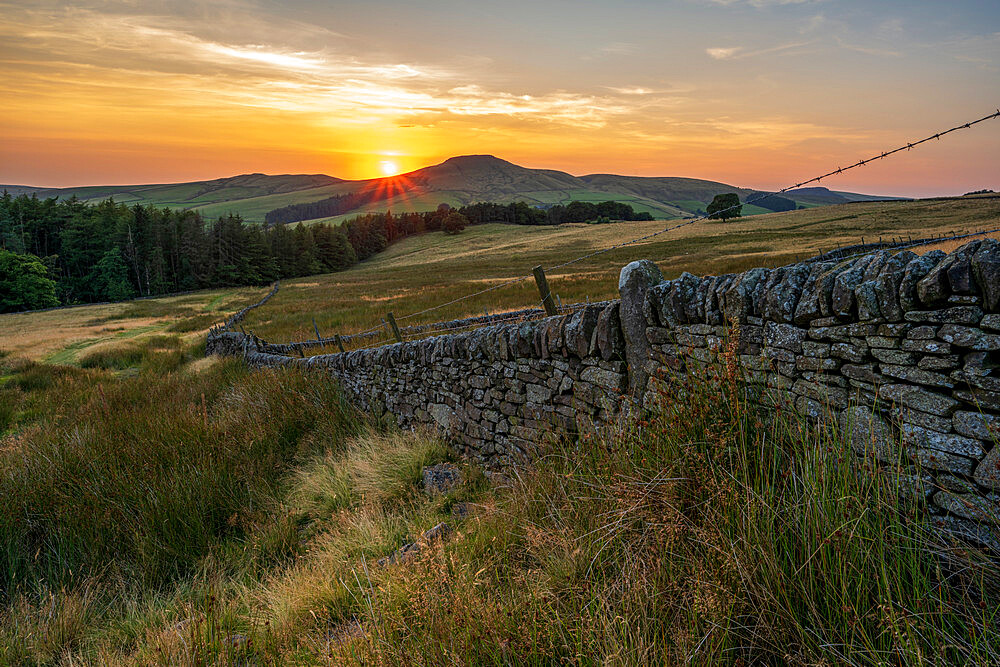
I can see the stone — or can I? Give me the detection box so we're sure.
[905,307,983,324]
[831,257,870,318]
[982,314,1000,332]
[873,251,914,321]
[428,403,458,431]
[918,355,959,372]
[937,325,1000,351]
[840,405,892,460]
[879,364,955,389]
[953,410,1000,441]
[763,263,809,323]
[423,463,463,496]
[908,448,974,476]
[879,384,959,416]
[899,251,944,312]
[831,342,867,363]
[765,321,807,353]
[931,491,1000,524]
[871,348,918,365]
[971,239,1000,312]
[974,446,1000,489]
[579,366,626,393]
[793,262,836,326]
[619,260,663,397]
[901,339,952,355]
[595,302,624,361]
[954,389,1000,412]
[900,423,985,458]
[855,280,882,321]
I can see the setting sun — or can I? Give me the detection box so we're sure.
[379,160,399,176]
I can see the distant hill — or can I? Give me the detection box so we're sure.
[2,156,903,224]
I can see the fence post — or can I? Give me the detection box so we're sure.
[386,312,403,343]
[532,265,558,316]
[312,317,322,341]
[335,334,346,354]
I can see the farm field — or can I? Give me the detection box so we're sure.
[242,194,1000,347]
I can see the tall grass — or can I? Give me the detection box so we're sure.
[0,354,360,593]
[1,334,998,664]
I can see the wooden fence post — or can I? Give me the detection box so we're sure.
[335,334,346,354]
[532,265,558,316]
[312,317,322,341]
[386,312,403,343]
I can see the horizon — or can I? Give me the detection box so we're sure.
[0,153,917,199]
[2,1,998,198]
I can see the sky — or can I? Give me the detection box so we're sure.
[1,0,998,196]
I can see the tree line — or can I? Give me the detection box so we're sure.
[0,192,654,312]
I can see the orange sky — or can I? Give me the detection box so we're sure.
[1,1,998,197]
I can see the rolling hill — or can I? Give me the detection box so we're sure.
[2,155,903,224]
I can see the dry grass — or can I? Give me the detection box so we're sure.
[2,333,999,664]
[0,287,260,362]
[240,196,1000,346]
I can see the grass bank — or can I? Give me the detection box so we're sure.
[1,332,997,664]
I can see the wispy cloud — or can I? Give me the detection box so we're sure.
[0,6,640,129]
[706,41,811,60]
[702,0,818,8]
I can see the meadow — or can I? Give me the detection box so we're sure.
[2,195,1000,664]
[241,195,1000,349]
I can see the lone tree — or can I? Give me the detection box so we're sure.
[707,193,742,221]
[442,211,469,235]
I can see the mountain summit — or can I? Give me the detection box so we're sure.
[3,155,902,223]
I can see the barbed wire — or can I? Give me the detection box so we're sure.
[239,109,998,352]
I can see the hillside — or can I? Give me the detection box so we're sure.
[3,155,901,224]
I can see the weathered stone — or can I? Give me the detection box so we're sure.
[802,341,830,357]
[564,305,602,359]
[579,366,626,393]
[954,389,1000,412]
[932,491,1000,524]
[880,364,955,389]
[831,342,866,363]
[901,339,952,355]
[796,356,839,371]
[982,314,1000,332]
[831,256,871,318]
[953,411,1000,441]
[595,302,624,361]
[871,348,918,365]
[905,306,983,324]
[899,251,944,312]
[762,263,809,323]
[619,260,662,397]
[908,448,974,476]
[971,239,1000,312]
[937,325,1000,351]
[880,384,958,416]
[840,405,892,460]
[918,355,960,371]
[764,321,807,353]
[423,463,462,496]
[866,336,899,349]
[855,280,882,321]
[901,423,985,458]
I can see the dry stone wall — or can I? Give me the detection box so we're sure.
[207,239,1000,547]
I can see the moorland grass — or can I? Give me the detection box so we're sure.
[1,331,998,664]
[240,196,1000,347]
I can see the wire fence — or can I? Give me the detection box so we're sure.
[229,109,999,356]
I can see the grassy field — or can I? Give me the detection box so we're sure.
[1,195,999,663]
[2,323,997,664]
[0,288,259,362]
[242,195,1000,347]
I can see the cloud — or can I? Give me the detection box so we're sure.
[707,41,810,60]
[0,5,641,129]
[707,47,742,60]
